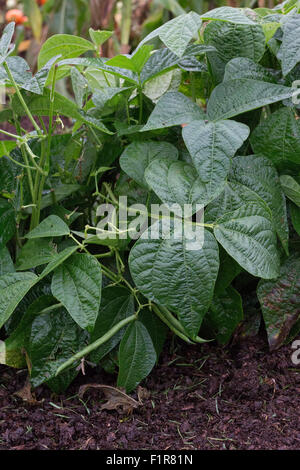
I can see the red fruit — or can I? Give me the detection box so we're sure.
[5,9,28,25]
[37,0,47,5]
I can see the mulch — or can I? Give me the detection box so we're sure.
[0,333,299,450]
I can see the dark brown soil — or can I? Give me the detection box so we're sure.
[1,334,299,450]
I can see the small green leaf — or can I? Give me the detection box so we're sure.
[51,253,102,332]
[120,141,178,188]
[0,246,15,276]
[16,238,56,271]
[0,272,38,328]
[117,321,157,393]
[0,141,17,158]
[257,255,300,350]
[0,22,15,58]
[38,34,94,70]
[26,215,70,239]
[280,175,300,207]
[142,92,204,131]
[89,28,113,48]
[139,309,167,359]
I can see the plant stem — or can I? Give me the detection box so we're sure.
[4,62,41,135]
[55,314,137,375]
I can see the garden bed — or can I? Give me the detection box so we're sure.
[1,333,299,450]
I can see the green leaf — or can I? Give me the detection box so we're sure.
[39,245,78,280]
[257,255,300,350]
[142,92,204,131]
[182,120,249,202]
[145,158,220,211]
[213,187,280,279]
[224,58,279,83]
[0,200,15,248]
[51,253,102,332]
[230,155,289,255]
[278,15,300,76]
[137,12,202,57]
[0,22,15,59]
[207,79,294,121]
[206,286,243,345]
[117,321,157,393]
[280,175,300,207]
[70,67,88,108]
[16,238,56,271]
[41,184,81,210]
[129,220,219,337]
[0,246,15,276]
[90,287,135,364]
[0,141,17,159]
[214,248,241,296]
[38,34,94,70]
[120,141,178,188]
[29,307,87,388]
[201,7,256,24]
[26,215,70,239]
[290,202,300,236]
[106,46,153,74]
[139,309,167,359]
[89,28,113,48]
[204,21,265,64]
[250,108,300,166]
[1,295,56,368]
[0,272,38,328]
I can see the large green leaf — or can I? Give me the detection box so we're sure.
[182,119,249,201]
[120,141,178,188]
[137,12,202,57]
[204,21,265,64]
[206,286,243,345]
[26,215,70,239]
[90,286,135,364]
[250,108,300,166]
[51,253,102,332]
[142,92,205,131]
[117,321,157,393]
[129,220,219,337]
[38,34,94,70]
[201,7,256,24]
[213,189,280,279]
[39,245,78,280]
[257,255,300,350]
[16,238,56,271]
[230,155,289,254]
[280,175,300,207]
[29,307,87,388]
[0,200,15,248]
[0,272,38,328]
[207,79,294,121]
[278,15,300,76]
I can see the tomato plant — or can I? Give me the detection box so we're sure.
[0,4,300,394]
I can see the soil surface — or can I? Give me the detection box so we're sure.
[0,334,299,450]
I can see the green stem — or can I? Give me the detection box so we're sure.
[121,0,132,51]
[13,116,35,202]
[138,87,143,124]
[55,314,137,376]
[0,128,19,139]
[4,62,41,135]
